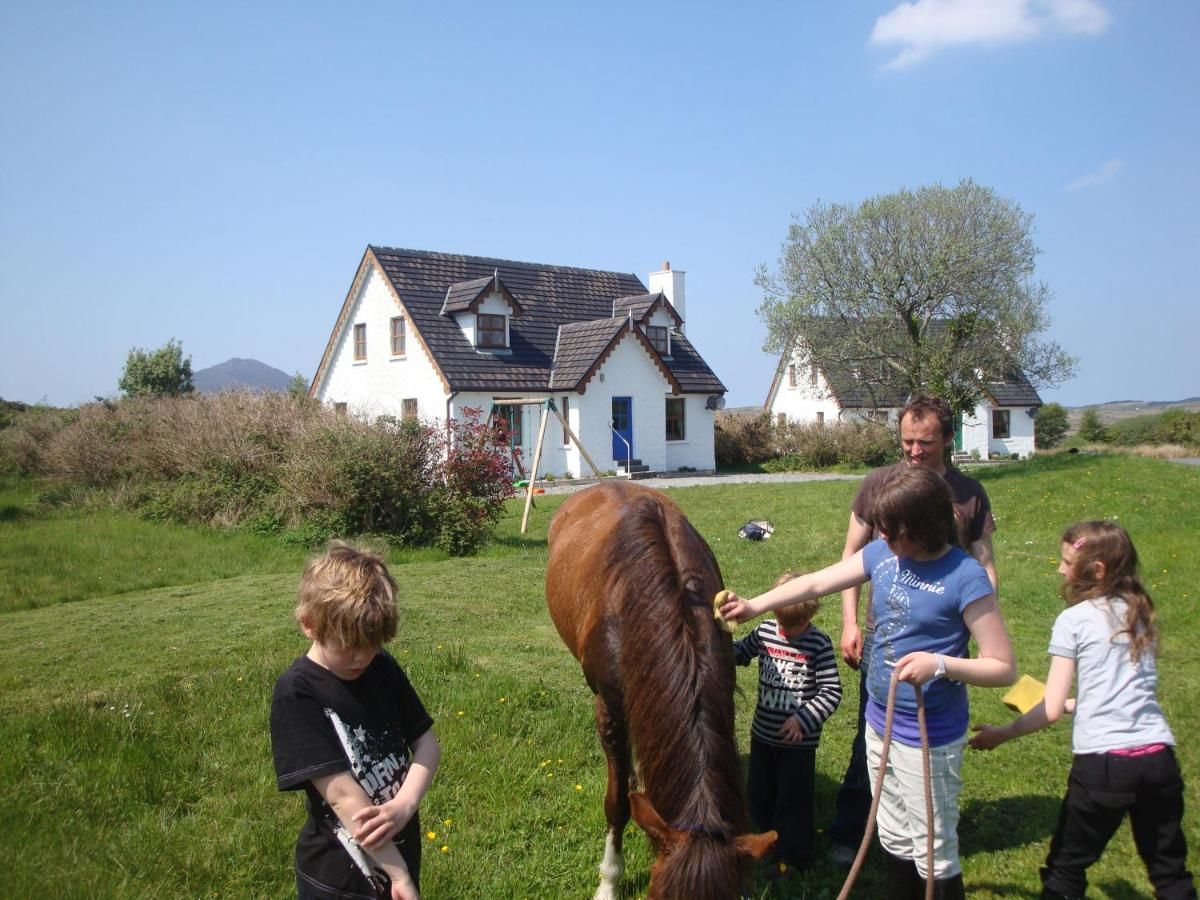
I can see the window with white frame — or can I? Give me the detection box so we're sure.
[402,398,418,420]
[561,396,570,445]
[477,313,507,349]
[665,397,685,441]
[391,317,406,356]
[787,365,797,387]
[353,323,367,360]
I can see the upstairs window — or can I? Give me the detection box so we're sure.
[665,397,685,442]
[992,409,1011,439]
[646,325,669,355]
[787,365,797,388]
[391,317,406,356]
[477,313,507,349]
[353,323,367,360]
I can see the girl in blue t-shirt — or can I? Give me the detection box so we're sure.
[721,466,1016,897]
[971,521,1195,899]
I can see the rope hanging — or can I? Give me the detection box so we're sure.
[837,667,935,900]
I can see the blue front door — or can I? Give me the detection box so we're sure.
[611,397,632,462]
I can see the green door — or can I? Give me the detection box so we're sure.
[953,413,963,451]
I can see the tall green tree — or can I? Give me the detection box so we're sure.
[756,179,1076,414]
[118,338,195,398]
[1077,408,1109,443]
[1035,403,1069,449]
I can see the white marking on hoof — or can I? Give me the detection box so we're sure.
[594,830,624,900]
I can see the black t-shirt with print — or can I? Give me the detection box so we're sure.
[271,650,433,900]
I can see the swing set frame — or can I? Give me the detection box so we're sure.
[487,398,607,534]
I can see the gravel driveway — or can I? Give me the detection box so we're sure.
[536,471,863,495]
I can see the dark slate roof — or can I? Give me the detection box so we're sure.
[366,246,725,394]
[441,276,495,314]
[775,318,1041,410]
[550,319,629,391]
[986,370,1042,407]
[612,292,683,328]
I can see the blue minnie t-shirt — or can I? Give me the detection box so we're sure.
[862,539,994,746]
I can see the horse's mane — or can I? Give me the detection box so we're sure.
[605,492,746,840]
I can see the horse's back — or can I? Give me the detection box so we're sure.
[545,481,659,659]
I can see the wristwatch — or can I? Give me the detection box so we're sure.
[934,654,947,679]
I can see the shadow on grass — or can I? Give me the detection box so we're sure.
[1095,878,1158,899]
[0,504,26,522]
[960,794,1061,855]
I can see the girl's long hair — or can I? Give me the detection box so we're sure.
[1061,520,1157,662]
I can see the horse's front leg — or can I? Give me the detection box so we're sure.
[593,692,630,900]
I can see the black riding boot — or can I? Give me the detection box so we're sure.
[1039,888,1082,900]
[930,872,965,900]
[883,852,923,899]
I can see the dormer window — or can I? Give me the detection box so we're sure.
[477,313,507,349]
[646,325,669,355]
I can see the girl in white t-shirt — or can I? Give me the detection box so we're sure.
[971,520,1195,900]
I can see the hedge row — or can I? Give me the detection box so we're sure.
[0,393,514,555]
[715,411,899,470]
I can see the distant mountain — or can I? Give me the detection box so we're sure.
[1065,398,1200,427]
[192,358,296,394]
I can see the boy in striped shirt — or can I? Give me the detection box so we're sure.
[734,572,842,873]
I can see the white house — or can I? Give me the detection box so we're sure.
[310,247,727,478]
[765,345,1043,459]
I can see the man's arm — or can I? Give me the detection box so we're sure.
[312,771,420,900]
[840,511,874,668]
[968,533,999,592]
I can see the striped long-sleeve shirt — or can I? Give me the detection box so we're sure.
[734,620,842,749]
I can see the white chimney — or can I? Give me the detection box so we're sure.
[648,260,685,333]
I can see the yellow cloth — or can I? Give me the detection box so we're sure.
[1002,674,1046,714]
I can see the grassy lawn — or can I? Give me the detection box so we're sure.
[1,454,1197,898]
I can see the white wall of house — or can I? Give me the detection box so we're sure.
[664,395,717,471]
[767,354,842,426]
[960,403,1036,459]
[316,265,447,421]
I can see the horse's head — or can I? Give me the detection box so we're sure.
[630,792,777,899]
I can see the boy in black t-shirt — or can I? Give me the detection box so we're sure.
[271,542,441,900]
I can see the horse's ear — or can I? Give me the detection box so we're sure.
[734,829,778,861]
[629,791,676,851]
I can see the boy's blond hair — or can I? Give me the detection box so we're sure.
[295,541,398,648]
[772,571,819,632]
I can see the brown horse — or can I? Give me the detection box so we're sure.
[546,480,776,900]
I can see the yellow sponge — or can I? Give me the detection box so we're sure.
[712,590,735,633]
[1002,674,1046,714]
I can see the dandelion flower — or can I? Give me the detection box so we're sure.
[440,845,449,853]
[427,831,437,841]
[575,784,583,791]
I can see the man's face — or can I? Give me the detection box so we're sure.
[900,412,951,470]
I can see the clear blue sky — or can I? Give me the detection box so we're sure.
[2,1,1196,409]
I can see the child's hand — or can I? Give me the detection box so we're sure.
[776,715,806,744]
[352,797,416,849]
[387,869,419,900]
[968,724,1008,751]
[717,592,752,625]
[840,622,863,669]
[894,651,939,685]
